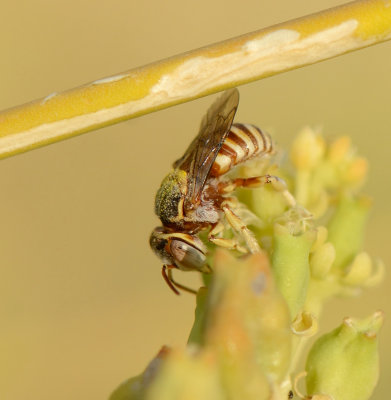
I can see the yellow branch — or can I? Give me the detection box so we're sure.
[0,0,390,159]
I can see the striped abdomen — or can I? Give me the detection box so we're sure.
[211,123,274,177]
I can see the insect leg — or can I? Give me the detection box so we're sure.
[162,265,180,295]
[219,175,296,207]
[221,200,261,254]
[208,222,248,253]
[162,265,199,295]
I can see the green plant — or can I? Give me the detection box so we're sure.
[110,128,383,400]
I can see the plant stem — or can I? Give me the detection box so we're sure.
[0,0,390,159]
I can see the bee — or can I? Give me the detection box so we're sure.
[150,88,290,294]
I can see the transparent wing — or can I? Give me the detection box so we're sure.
[173,88,239,203]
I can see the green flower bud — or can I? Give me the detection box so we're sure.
[188,287,208,346]
[110,346,170,400]
[327,195,371,272]
[206,251,292,388]
[306,311,383,400]
[272,223,316,318]
[249,184,288,223]
[146,349,225,400]
[109,375,143,400]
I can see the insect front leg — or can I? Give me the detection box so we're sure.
[208,222,248,253]
[221,199,261,254]
[162,265,198,295]
[219,175,296,207]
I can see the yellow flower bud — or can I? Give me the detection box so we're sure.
[310,242,336,279]
[311,226,329,252]
[290,127,325,170]
[328,136,351,162]
[342,252,372,286]
[344,157,368,185]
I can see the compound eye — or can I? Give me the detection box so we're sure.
[170,239,207,272]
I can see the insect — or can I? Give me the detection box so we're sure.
[150,88,291,294]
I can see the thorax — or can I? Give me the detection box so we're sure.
[155,170,220,231]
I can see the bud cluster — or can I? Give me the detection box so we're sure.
[110,128,383,400]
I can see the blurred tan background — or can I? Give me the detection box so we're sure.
[0,0,390,399]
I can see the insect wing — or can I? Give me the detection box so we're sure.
[173,88,239,203]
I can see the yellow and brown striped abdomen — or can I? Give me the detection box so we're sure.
[211,123,274,177]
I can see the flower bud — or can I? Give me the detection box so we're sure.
[328,136,351,163]
[342,252,372,286]
[249,184,288,222]
[327,195,371,271]
[311,226,328,252]
[290,127,325,170]
[344,157,368,186]
[188,287,208,346]
[310,242,336,279]
[272,223,316,318]
[146,349,225,400]
[206,251,292,387]
[110,346,171,400]
[306,311,383,400]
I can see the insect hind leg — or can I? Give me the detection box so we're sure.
[219,175,296,207]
